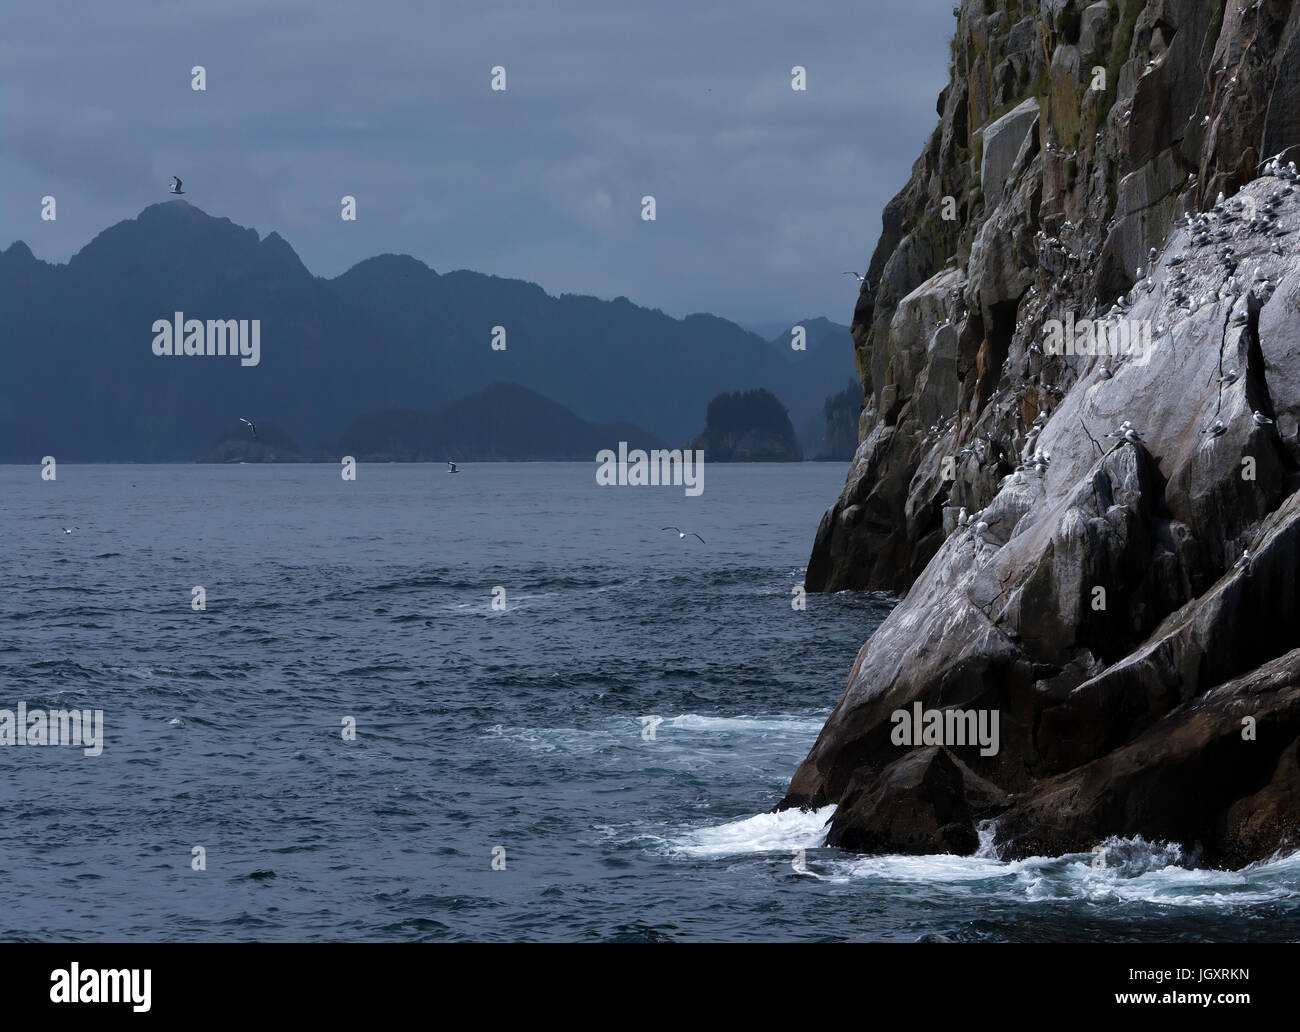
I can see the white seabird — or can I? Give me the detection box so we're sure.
[239,417,257,438]
[169,176,184,195]
[1233,548,1252,574]
[662,526,705,543]
[446,461,460,473]
[1253,411,1274,426]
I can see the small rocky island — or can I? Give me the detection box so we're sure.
[687,388,803,461]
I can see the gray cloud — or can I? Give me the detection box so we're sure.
[0,0,956,326]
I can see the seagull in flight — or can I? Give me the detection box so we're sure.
[62,527,74,535]
[169,176,184,195]
[239,417,257,438]
[446,461,460,473]
[662,526,705,543]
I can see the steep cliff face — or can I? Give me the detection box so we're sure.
[790,0,1300,864]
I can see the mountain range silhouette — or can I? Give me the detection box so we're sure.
[0,200,852,461]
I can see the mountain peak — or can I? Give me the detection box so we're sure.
[136,199,221,225]
[260,230,310,276]
[3,239,34,262]
[334,253,437,292]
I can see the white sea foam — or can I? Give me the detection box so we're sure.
[664,713,828,735]
[483,712,828,754]
[671,805,835,857]
[481,723,618,755]
[668,808,1300,908]
[816,833,1300,907]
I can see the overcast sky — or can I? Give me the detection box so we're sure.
[1,0,956,329]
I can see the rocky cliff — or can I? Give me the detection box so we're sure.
[786,0,1300,865]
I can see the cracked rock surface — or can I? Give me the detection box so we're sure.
[789,0,1300,863]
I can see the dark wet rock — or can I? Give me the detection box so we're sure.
[996,650,1300,866]
[825,747,979,856]
[792,0,1300,865]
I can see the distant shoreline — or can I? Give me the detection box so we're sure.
[0,458,849,466]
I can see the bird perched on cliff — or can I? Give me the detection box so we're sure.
[1258,149,1299,176]
[1218,369,1239,385]
[957,507,969,528]
[239,417,257,438]
[662,527,705,543]
[1234,549,1252,574]
[1098,364,1113,379]
[1203,419,1227,437]
[1253,411,1274,426]
[1123,428,1143,446]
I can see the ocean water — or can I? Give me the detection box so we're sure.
[1,462,1297,942]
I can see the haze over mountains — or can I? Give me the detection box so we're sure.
[0,201,853,462]
[335,382,667,463]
